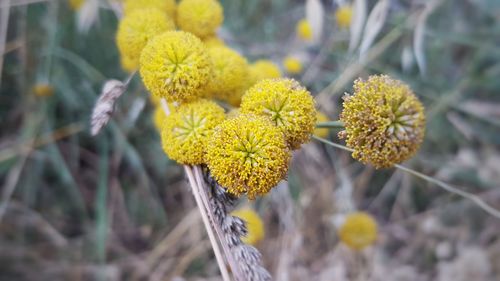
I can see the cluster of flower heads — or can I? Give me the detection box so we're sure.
[114,0,317,199]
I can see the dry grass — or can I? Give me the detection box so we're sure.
[1,0,500,280]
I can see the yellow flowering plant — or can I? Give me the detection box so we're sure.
[338,212,378,250]
[123,0,176,17]
[176,0,224,39]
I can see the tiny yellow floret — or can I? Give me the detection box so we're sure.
[205,46,249,106]
[140,31,212,103]
[176,0,224,39]
[33,84,54,98]
[123,0,176,18]
[116,8,175,71]
[241,78,317,150]
[340,75,426,168]
[161,99,225,165]
[314,111,330,138]
[296,18,313,41]
[283,56,303,74]
[207,114,290,199]
[335,5,353,29]
[338,212,378,250]
[232,208,265,245]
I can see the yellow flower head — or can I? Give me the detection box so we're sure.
[231,208,265,245]
[335,5,353,29]
[207,114,290,199]
[338,212,377,250]
[296,18,313,41]
[123,0,176,18]
[248,60,282,86]
[176,0,224,39]
[69,0,85,10]
[33,83,54,98]
[241,78,317,150]
[140,31,212,103]
[120,55,137,73]
[340,75,426,168]
[203,35,225,48]
[206,46,249,106]
[283,56,303,74]
[153,106,167,132]
[116,8,175,71]
[161,99,225,165]
[314,111,330,138]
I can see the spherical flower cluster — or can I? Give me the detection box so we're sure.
[335,5,353,29]
[33,83,54,98]
[203,36,225,48]
[241,78,317,149]
[314,111,330,138]
[123,0,176,18]
[116,8,175,71]
[283,56,303,74]
[340,75,426,168]
[248,60,282,85]
[161,99,225,164]
[140,31,211,103]
[176,0,224,39]
[207,114,291,199]
[205,46,249,106]
[296,18,313,41]
[338,212,378,250]
[231,208,265,245]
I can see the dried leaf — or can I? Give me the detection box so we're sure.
[359,0,390,58]
[414,0,443,76]
[77,0,100,33]
[306,0,324,44]
[348,0,367,52]
[90,79,126,136]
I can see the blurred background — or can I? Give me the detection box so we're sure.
[1,0,500,280]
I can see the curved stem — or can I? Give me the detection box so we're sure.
[312,135,500,219]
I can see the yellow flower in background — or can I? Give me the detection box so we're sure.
[314,111,330,138]
[340,75,425,168]
[338,212,377,250]
[120,55,137,73]
[176,0,224,39]
[296,18,313,41]
[205,46,249,106]
[123,0,176,17]
[207,114,290,199]
[153,106,167,133]
[248,60,282,85]
[283,56,303,74]
[32,83,54,98]
[140,31,211,103]
[69,0,85,10]
[241,78,317,150]
[116,8,175,72]
[161,99,225,165]
[232,208,265,245]
[335,5,353,29]
[203,35,225,48]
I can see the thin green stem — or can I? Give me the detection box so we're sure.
[316,121,344,129]
[312,135,500,219]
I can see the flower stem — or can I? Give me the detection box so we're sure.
[315,120,344,129]
[312,135,500,219]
